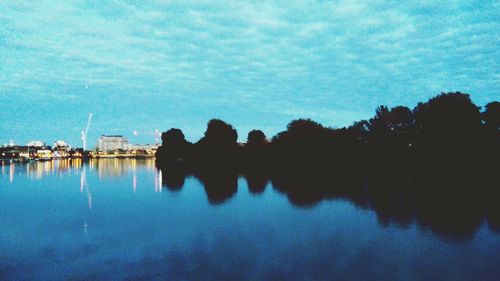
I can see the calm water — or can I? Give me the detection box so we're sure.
[0,159,499,281]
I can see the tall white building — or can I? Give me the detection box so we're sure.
[98,135,129,151]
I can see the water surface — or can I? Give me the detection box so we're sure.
[0,159,499,280]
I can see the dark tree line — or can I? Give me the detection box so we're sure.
[156,92,498,176]
[155,92,499,238]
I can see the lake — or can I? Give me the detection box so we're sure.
[1,159,499,281]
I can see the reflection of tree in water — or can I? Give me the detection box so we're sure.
[158,164,499,241]
[244,172,268,195]
[160,163,238,205]
[160,164,186,192]
[197,171,238,205]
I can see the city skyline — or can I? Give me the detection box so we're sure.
[1,1,499,145]
[1,133,154,149]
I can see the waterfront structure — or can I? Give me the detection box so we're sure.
[127,143,160,151]
[2,137,155,160]
[36,149,52,161]
[53,140,71,158]
[97,135,129,151]
[53,140,70,149]
[27,140,44,147]
[127,143,159,157]
[18,146,31,159]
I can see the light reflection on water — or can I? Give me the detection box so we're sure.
[1,158,159,186]
[0,159,499,281]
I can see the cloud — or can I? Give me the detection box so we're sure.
[0,0,499,144]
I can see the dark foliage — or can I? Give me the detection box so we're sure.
[483,101,500,129]
[483,101,500,143]
[198,119,238,147]
[246,129,265,146]
[155,128,192,165]
[155,92,499,239]
[413,92,482,160]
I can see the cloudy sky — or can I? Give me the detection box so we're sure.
[1,0,499,146]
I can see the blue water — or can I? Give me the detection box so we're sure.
[0,159,499,281]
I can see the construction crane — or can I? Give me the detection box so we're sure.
[132,129,160,144]
[81,113,93,151]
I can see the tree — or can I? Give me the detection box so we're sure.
[194,119,239,166]
[483,102,500,130]
[156,128,190,163]
[162,128,186,147]
[482,101,500,148]
[272,119,329,145]
[413,92,482,158]
[247,130,267,146]
[271,119,334,173]
[369,105,414,150]
[199,119,238,147]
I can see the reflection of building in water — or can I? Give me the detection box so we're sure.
[80,165,92,210]
[97,135,129,151]
[56,159,71,173]
[28,160,57,179]
[95,159,129,178]
[2,159,156,190]
[10,162,14,183]
[71,158,83,170]
[2,159,83,180]
[92,158,154,179]
[1,158,153,180]
[155,169,161,192]
[1,161,18,183]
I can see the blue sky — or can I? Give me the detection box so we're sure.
[1,1,499,146]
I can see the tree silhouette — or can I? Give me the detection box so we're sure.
[198,119,238,147]
[369,105,414,151]
[483,102,500,127]
[247,129,267,146]
[161,128,187,147]
[244,129,269,166]
[272,119,329,145]
[190,119,240,169]
[153,92,499,239]
[156,128,191,164]
[483,101,500,141]
[413,92,481,159]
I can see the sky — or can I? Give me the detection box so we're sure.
[1,0,499,146]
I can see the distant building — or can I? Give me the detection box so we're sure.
[53,140,71,158]
[27,140,45,147]
[98,135,129,151]
[36,149,52,160]
[127,143,160,150]
[53,140,71,150]
[128,143,160,157]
